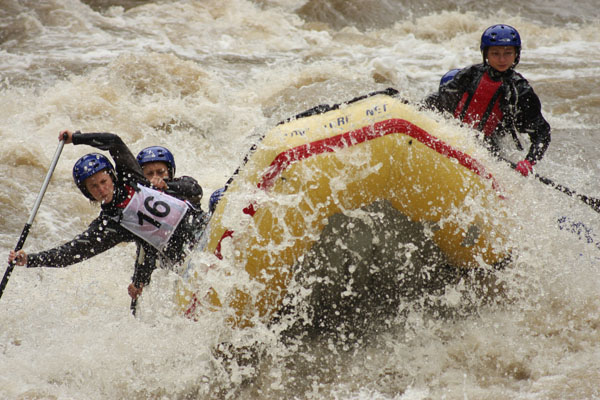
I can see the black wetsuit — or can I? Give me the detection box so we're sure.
[25,132,207,288]
[131,175,208,287]
[423,63,551,164]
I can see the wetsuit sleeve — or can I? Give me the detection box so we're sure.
[131,243,159,287]
[422,91,444,112]
[26,217,125,268]
[164,176,203,209]
[513,84,551,163]
[71,131,146,183]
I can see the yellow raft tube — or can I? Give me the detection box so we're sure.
[177,90,509,327]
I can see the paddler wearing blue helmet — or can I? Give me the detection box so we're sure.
[129,145,208,300]
[424,24,551,177]
[439,68,461,87]
[135,145,206,212]
[8,130,207,303]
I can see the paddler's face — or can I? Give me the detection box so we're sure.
[85,170,114,204]
[141,161,170,181]
[487,46,517,72]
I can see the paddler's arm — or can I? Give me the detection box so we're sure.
[164,176,204,209]
[8,217,124,268]
[513,84,551,164]
[128,242,158,300]
[62,129,147,184]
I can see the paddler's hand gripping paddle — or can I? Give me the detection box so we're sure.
[0,134,67,300]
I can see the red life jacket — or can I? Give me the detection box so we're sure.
[454,72,504,136]
[115,185,136,208]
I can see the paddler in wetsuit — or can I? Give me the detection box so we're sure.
[423,24,551,176]
[8,130,207,299]
[128,145,208,300]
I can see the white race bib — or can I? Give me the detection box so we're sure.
[120,184,189,251]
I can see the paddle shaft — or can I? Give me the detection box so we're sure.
[502,157,600,214]
[131,298,137,316]
[0,137,66,299]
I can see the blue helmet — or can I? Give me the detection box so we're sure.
[480,24,521,66]
[209,187,226,213]
[136,146,176,178]
[73,153,115,200]
[439,68,460,87]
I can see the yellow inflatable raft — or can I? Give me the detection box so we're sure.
[178,89,509,327]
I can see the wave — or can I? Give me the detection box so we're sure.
[296,0,600,30]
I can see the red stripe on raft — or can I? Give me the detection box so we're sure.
[212,118,503,260]
[214,229,234,260]
[183,293,199,319]
[259,118,501,192]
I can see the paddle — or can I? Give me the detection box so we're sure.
[0,135,66,300]
[130,282,143,316]
[131,298,137,316]
[502,157,600,214]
